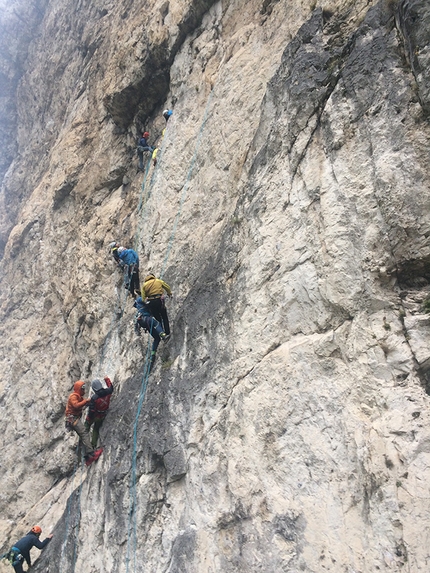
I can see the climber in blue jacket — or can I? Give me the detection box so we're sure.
[110,243,140,297]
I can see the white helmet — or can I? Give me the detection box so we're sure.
[109,241,118,249]
[118,246,126,253]
[91,379,103,392]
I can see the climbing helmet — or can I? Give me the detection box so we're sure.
[31,526,42,535]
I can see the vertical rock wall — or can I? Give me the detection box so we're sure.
[0,0,429,571]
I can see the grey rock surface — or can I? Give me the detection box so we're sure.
[0,0,429,571]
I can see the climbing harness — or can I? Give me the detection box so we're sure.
[2,547,23,566]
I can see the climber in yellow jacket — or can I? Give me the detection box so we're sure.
[142,274,172,337]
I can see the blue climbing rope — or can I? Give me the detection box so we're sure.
[59,444,80,571]
[97,284,128,375]
[60,118,169,573]
[134,155,153,253]
[59,445,85,573]
[71,454,85,573]
[125,327,153,573]
[124,90,214,573]
[160,89,214,277]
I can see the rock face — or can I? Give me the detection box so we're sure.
[0,0,429,571]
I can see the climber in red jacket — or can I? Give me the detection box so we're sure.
[85,376,114,448]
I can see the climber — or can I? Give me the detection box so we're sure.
[134,296,169,372]
[85,376,114,448]
[152,110,173,166]
[7,526,52,573]
[142,273,172,337]
[163,109,173,122]
[109,241,120,263]
[152,147,158,167]
[65,380,103,466]
[110,243,140,297]
[137,131,154,170]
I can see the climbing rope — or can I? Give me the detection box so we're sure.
[59,106,173,573]
[102,126,170,395]
[125,329,153,573]
[59,445,85,573]
[67,92,214,573]
[97,283,129,375]
[160,89,214,277]
[124,90,215,573]
[70,454,85,573]
[134,155,153,253]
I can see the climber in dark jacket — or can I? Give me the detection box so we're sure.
[85,376,114,448]
[137,131,154,170]
[109,243,140,297]
[8,526,52,573]
[134,296,169,371]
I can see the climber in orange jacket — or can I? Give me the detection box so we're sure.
[142,273,172,336]
[65,380,103,466]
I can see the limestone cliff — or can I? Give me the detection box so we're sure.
[0,0,429,571]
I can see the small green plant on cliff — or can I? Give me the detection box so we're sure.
[161,358,175,370]
[422,296,430,313]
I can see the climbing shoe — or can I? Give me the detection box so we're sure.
[160,333,170,342]
[85,448,103,467]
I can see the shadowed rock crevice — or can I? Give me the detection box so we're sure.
[397,255,430,289]
[396,0,430,115]
[103,0,218,128]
